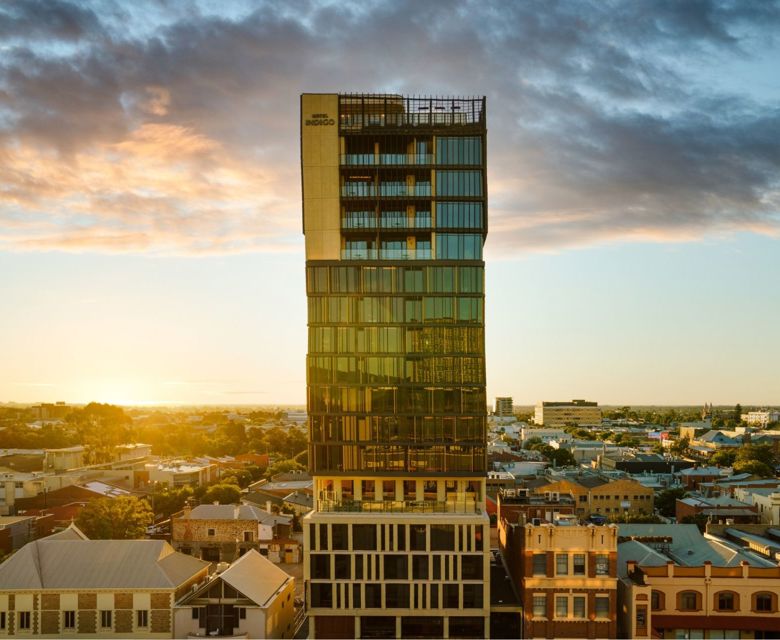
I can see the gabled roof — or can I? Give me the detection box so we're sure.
[219,550,292,607]
[283,491,313,508]
[180,550,292,608]
[186,504,291,526]
[0,539,208,590]
[41,523,88,541]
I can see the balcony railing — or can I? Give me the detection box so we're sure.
[340,248,433,260]
[318,498,480,514]
[342,184,432,198]
[342,214,377,229]
[342,216,432,230]
[341,154,434,166]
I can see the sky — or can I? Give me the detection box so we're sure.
[1,0,779,407]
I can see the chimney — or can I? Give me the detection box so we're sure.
[267,500,272,513]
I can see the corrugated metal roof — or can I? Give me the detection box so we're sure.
[0,540,209,590]
[218,550,292,607]
[187,504,291,526]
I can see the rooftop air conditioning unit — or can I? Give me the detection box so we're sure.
[504,489,516,498]
[517,489,530,497]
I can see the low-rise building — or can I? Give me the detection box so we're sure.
[499,519,618,639]
[732,488,780,526]
[534,400,601,427]
[0,515,38,555]
[676,495,759,525]
[519,426,571,445]
[171,504,297,564]
[174,550,296,639]
[114,443,153,462]
[145,460,218,488]
[742,410,780,428]
[282,491,313,515]
[527,475,654,519]
[0,531,209,638]
[0,471,82,515]
[497,488,577,525]
[617,523,780,639]
[678,466,732,491]
[43,446,86,473]
[598,452,695,475]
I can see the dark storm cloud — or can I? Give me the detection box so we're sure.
[0,0,778,254]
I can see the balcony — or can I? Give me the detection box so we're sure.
[341,153,434,166]
[341,215,432,231]
[317,498,481,514]
[340,248,432,260]
[341,184,432,198]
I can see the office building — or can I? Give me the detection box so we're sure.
[494,397,513,417]
[534,400,601,427]
[301,93,489,639]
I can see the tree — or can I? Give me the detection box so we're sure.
[734,404,743,423]
[610,512,662,524]
[670,437,690,457]
[67,403,132,463]
[736,444,776,468]
[523,437,543,450]
[202,483,242,505]
[681,513,709,532]
[545,448,577,468]
[149,486,193,520]
[655,487,687,518]
[76,496,153,539]
[710,450,737,468]
[732,459,775,478]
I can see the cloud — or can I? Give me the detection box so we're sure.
[0,0,779,255]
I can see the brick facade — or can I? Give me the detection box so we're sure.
[150,592,170,609]
[78,592,97,610]
[40,593,59,610]
[114,592,133,609]
[115,608,133,633]
[40,610,59,634]
[151,608,171,633]
[78,609,96,634]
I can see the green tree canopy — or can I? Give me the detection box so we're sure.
[732,459,775,478]
[655,487,687,518]
[202,483,242,505]
[736,443,776,468]
[75,496,153,539]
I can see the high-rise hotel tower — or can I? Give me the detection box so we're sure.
[301,94,489,639]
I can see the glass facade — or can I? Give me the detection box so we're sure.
[303,94,489,639]
[306,96,487,482]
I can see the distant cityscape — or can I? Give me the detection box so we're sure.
[1,395,779,638]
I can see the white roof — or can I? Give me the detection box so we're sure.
[0,539,209,590]
[218,550,292,607]
[79,481,131,497]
